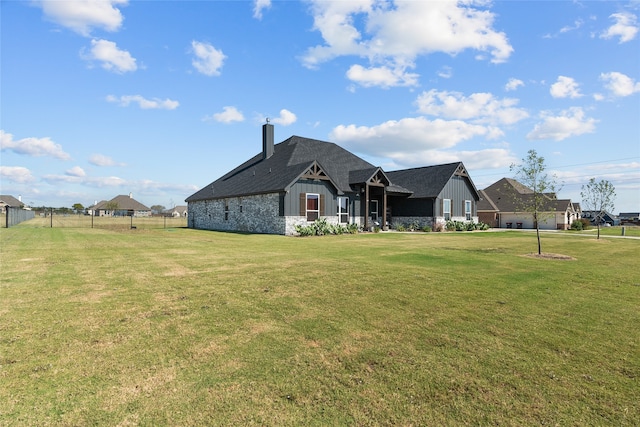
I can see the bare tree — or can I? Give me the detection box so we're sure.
[581,178,616,240]
[510,149,559,255]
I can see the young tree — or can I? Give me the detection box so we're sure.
[581,178,616,240]
[510,149,559,255]
[72,203,84,213]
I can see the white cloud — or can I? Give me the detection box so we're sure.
[600,12,638,43]
[84,39,137,73]
[36,0,127,36]
[415,89,528,125]
[210,106,245,123]
[389,148,517,170]
[89,154,126,167]
[302,0,512,88]
[346,64,419,88]
[270,109,297,126]
[437,66,453,79]
[527,107,597,141]
[505,78,524,91]
[66,166,86,177]
[600,71,640,97]
[43,174,126,187]
[191,41,226,76]
[330,117,490,155]
[253,0,271,20]
[1,130,71,160]
[550,76,582,99]
[0,166,36,183]
[106,94,179,110]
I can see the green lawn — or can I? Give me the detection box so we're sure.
[1,224,638,426]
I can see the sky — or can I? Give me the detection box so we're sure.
[1,0,639,213]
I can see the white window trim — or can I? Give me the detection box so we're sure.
[306,193,320,222]
[443,199,451,221]
[337,196,349,224]
[465,200,472,221]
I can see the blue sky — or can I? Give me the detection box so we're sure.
[1,0,639,213]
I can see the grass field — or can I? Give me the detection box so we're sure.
[1,221,638,425]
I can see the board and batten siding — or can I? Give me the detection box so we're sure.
[437,175,478,218]
[285,180,361,224]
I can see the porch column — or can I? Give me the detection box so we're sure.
[382,187,388,230]
[364,184,369,230]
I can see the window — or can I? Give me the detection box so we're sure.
[224,202,229,220]
[370,200,379,222]
[337,197,349,224]
[306,193,319,222]
[465,200,472,221]
[443,199,451,220]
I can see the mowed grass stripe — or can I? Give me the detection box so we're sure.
[1,225,638,425]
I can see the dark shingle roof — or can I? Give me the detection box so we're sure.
[386,162,478,199]
[186,135,377,202]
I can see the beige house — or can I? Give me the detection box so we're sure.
[91,194,151,217]
[478,178,580,230]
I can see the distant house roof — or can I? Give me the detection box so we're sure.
[166,205,188,215]
[386,162,479,199]
[481,178,573,213]
[0,195,22,207]
[94,195,150,211]
[187,135,384,202]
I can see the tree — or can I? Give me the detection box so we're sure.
[150,205,166,214]
[581,178,615,240]
[510,149,560,255]
[105,201,119,216]
[72,203,84,213]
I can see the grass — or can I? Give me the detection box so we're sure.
[578,225,640,238]
[1,222,638,426]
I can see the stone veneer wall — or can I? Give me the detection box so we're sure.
[188,193,286,235]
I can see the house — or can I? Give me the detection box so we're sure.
[165,206,188,217]
[478,178,580,230]
[0,195,24,214]
[582,210,618,226]
[185,124,480,235]
[92,194,151,217]
[618,212,639,225]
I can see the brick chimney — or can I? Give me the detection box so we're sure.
[262,121,274,160]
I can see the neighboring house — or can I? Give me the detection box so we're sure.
[186,124,481,235]
[92,194,151,217]
[582,210,618,226]
[165,206,188,217]
[479,178,580,230]
[618,212,639,225]
[0,195,23,213]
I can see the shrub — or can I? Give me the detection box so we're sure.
[396,224,407,232]
[421,225,431,232]
[295,218,353,236]
[580,218,591,230]
[433,223,444,232]
[570,220,583,231]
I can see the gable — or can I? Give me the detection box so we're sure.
[386,162,479,200]
[187,135,376,202]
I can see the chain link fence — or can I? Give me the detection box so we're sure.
[2,209,187,230]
